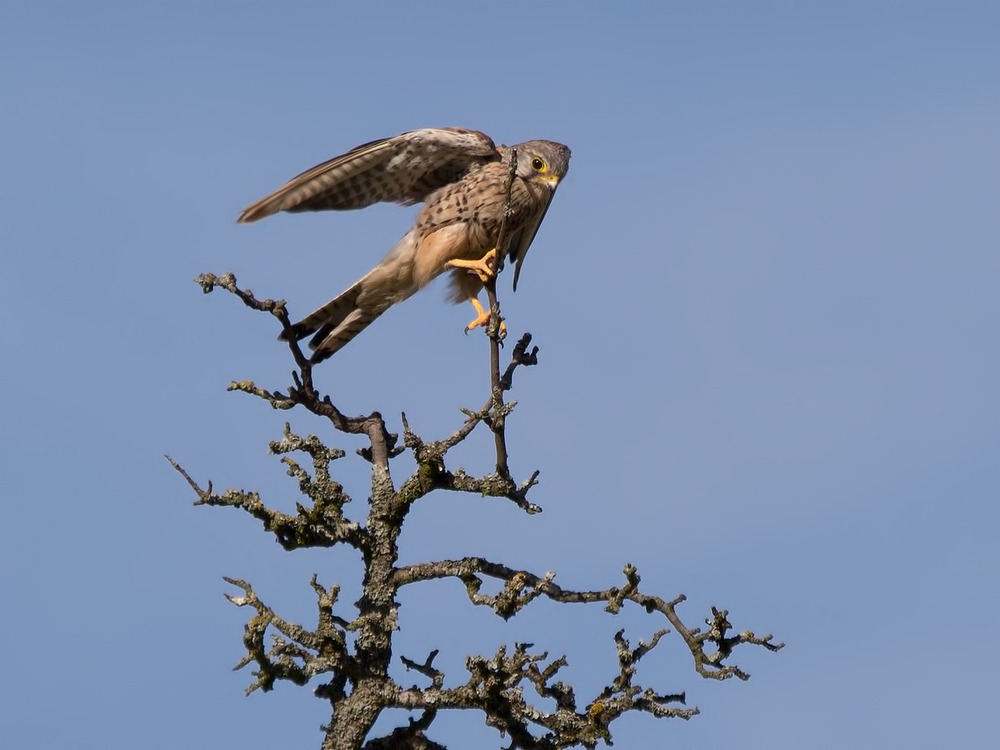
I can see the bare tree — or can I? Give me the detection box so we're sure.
[169,158,782,749]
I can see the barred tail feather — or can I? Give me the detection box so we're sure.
[279,230,420,362]
[308,306,385,362]
[278,278,384,361]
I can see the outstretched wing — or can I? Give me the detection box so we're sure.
[238,127,499,223]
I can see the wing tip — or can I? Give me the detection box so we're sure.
[236,202,272,224]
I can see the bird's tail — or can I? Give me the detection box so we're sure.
[278,278,385,362]
[279,231,420,362]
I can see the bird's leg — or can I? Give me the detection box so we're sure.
[447,248,499,283]
[450,249,505,337]
[464,296,506,338]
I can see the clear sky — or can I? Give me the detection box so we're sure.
[2,3,998,748]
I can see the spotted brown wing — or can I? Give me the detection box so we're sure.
[238,128,499,223]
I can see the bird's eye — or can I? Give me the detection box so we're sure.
[531,157,545,171]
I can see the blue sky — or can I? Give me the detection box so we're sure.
[2,3,998,747]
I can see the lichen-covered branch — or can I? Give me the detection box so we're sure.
[394,641,696,750]
[165,422,365,551]
[394,558,782,681]
[224,575,351,695]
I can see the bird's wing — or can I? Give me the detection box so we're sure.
[238,128,499,223]
[507,193,556,292]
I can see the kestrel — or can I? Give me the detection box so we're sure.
[238,127,571,362]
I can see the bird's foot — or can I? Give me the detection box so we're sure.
[464,297,507,338]
[448,248,499,284]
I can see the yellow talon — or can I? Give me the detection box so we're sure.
[448,248,499,283]
[465,297,507,338]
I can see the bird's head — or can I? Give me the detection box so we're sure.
[508,140,571,189]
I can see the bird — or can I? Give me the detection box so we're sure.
[237,127,571,362]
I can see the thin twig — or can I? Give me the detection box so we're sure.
[485,147,519,480]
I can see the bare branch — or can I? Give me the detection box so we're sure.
[500,333,540,392]
[401,650,445,690]
[483,148,519,482]
[361,711,445,750]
